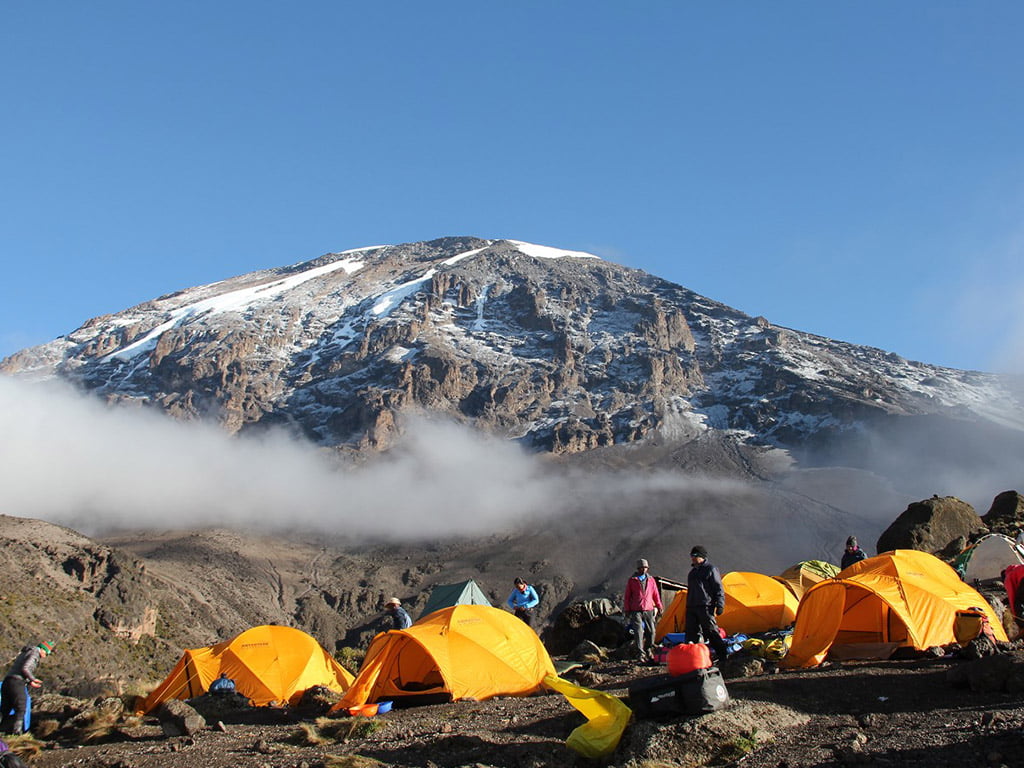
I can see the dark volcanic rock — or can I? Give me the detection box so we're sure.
[157,699,206,736]
[982,490,1024,537]
[876,496,987,554]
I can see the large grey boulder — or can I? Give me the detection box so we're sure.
[157,698,206,736]
[876,496,986,555]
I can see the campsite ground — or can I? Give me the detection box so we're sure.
[26,651,1024,768]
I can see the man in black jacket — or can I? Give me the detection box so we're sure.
[684,547,730,662]
[1,641,53,734]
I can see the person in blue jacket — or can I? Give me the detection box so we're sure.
[209,673,236,695]
[507,577,540,627]
[384,597,413,630]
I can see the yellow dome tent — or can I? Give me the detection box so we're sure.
[774,560,840,600]
[655,571,799,641]
[333,604,556,710]
[138,625,354,714]
[783,549,1008,669]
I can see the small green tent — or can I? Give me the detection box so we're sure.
[419,579,492,619]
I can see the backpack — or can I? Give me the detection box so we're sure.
[953,607,997,647]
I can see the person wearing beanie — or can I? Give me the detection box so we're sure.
[383,597,412,630]
[506,577,540,628]
[685,547,729,662]
[623,558,663,660]
[841,536,868,570]
[1,640,53,734]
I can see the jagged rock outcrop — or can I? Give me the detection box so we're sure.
[4,237,1020,461]
[982,490,1024,537]
[876,496,987,555]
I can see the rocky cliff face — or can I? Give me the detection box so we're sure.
[4,237,1021,460]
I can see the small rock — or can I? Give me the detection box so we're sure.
[215,720,227,732]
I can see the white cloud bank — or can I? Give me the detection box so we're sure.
[0,377,745,539]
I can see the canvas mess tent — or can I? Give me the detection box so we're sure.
[953,533,1024,583]
[334,605,556,710]
[655,571,799,641]
[418,579,492,619]
[138,625,354,714]
[783,550,1008,669]
[775,560,840,600]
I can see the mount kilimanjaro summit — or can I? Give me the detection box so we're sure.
[6,236,1022,459]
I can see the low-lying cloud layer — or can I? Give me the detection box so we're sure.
[0,377,746,538]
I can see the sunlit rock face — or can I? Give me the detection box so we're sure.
[4,236,1022,458]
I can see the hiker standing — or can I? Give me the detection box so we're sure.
[685,547,730,662]
[506,577,540,627]
[1,641,54,735]
[624,559,663,660]
[841,536,868,570]
[384,597,413,630]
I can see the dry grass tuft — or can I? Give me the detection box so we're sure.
[324,755,386,768]
[5,733,45,757]
[76,708,122,744]
[290,722,327,746]
[313,716,385,742]
[31,718,61,739]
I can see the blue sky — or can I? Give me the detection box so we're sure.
[3,2,1022,372]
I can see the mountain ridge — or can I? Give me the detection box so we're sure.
[5,236,1021,462]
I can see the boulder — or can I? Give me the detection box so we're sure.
[981,490,1024,537]
[876,496,986,555]
[947,650,1024,692]
[544,599,625,655]
[157,699,206,736]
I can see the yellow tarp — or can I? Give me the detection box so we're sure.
[783,549,1009,668]
[333,605,556,710]
[655,571,799,641]
[544,674,631,758]
[138,625,354,713]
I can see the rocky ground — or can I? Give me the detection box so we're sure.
[20,648,1024,768]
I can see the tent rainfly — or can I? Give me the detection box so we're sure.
[774,560,840,600]
[655,571,799,641]
[333,605,555,710]
[783,549,1008,669]
[418,579,491,619]
[953,533,1024,583]
[137,625,354,714]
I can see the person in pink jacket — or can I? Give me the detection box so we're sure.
[623,559,663,660]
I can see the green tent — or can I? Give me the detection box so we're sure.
[419,579,492,619]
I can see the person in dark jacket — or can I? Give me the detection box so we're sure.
[684,547,729,661]
[1,641,53,735]
[841,536,868,570]
[384,597,413,630]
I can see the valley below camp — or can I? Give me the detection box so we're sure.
[5,484,1024,767]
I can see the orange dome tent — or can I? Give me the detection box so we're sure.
[783,550,1008,669]
[138,625,354,714]
[333,604,556,710]
[655,571,799,641]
